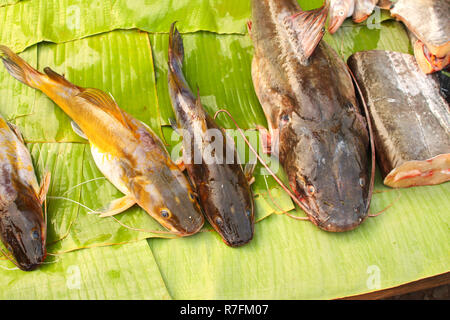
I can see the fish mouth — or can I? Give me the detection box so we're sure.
[352,14,371,24]
[301,196,368,232]
[314,215,367,232]
[163,215,205,237]
[223,236,254,248]
[328,16,346,34]
[415,41,450,74]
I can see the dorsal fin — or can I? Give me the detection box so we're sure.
[43,67,77,88]
[76,88,131,130]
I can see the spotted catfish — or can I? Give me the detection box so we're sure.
[0,46,204,236]
[250,0,371,232]
[0,114,50,271]
[168,24,254,247]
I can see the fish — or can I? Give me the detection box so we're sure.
[390,0,450,73]
[353,0,379,23]
[348,50,450,188]
[377,0,393,10]
[409,31,450,74]
[0,46,204,236]
[250,0,371,232]
[0,114,50,271]
[329,0,355,34]
[168,23,254,247]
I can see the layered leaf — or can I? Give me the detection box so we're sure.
[1,241,171,299]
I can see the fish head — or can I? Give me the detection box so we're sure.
[134,169,204,236]
[203,177,254,247]
[280,115,370,232]
[328,0,354,34]
[413,40,450,74]
[0,187,46,271]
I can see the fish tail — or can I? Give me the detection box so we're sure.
[168,22,193,95]
[168,22,185,75]
[0,45,44,89]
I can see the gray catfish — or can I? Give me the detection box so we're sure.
[250,0,371,232]
[168,24,254,246]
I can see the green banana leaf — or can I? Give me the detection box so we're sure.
[0,0,448,300]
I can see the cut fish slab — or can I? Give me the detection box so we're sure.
[348,50,450,188]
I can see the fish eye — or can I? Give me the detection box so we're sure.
[160,209,171,219]
[359,178,365,187]
[339,10,345,16]
[31,230,40,240]
[307,185,315,195]
[281,114,290,122]
[215,217,223,226]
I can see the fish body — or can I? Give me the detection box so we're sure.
[329,0,355,34]
[0,114,47,271]
[348,50,450,188]
[168,24,254,246]
[0,46,204,236]
[391,0,450,73]
[251,0,370,232]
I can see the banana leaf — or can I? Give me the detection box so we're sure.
[0,240,171,299]
[0,0,448,300]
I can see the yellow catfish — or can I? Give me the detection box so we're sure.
[0,46,204,236]
[0,114,50,271]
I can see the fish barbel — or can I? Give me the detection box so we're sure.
[168,24,254,247]
[0,114,49,271]
[0,46,204,236]
[251,0,371,232]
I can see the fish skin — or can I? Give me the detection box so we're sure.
[0,46,204,236]
[353,0,378,23]
[390,0,450,59]
[348,50,450,188]
[329,0,355,34]
[168,24,254,247]
[251,0,370,232]
[0,114,46,271]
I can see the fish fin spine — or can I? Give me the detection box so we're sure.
[43,67,77,88]
[38,171,51,206]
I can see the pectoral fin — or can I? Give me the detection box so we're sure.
[71,121,88,140]
[95,195,136,217]
[244,162,257,185]
[38,171,51,205]
[7,122,25,143]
